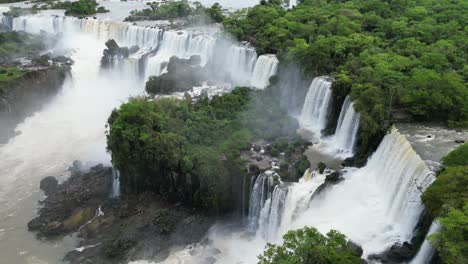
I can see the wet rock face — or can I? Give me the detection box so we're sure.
[368,242,416,263]
[39,176,58,196]
[0,65,70,143]
[28,164,113,238]
[29,161,213,264]
[347,240,364,257]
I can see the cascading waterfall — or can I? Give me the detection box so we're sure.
[247,171,277,231]
[410,222,441,264]
[257,184,288,241]
[247,129,435,258]
[293,128,435,255]
[111,169,120,198]
[289,0,298,8]
[250,54,279,89]
[299,76,333,134]
[145,31,216,78]
[332,96,360,154]
[248,169,328,242]
[223,44,257,86]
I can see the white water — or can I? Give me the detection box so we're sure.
[288,0,298,8]
[1,7,447,264]
[299,77,333,135]
[1,15,143,264]
[296,128,435,255]
[111,169,121,198]
[331,96,360,154]
[136,128,436,264]
[250,54,279,89]
[224,44,258,86]
[410,221,441,264]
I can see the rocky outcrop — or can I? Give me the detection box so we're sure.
[28,164,113,238]
[146,55,206,95]
[40,176,58,196]
[29,162,213,264]
[0,65,70,143]
[100,39,138,68]
[368,242,417,263]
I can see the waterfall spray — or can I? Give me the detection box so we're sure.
[299,77,333,135]
[250,54,279,89]
[332,96,360,154]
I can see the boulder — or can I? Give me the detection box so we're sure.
[317,162,326,174]
[40,176,58,196]
[347,240,363,257]
[368,242,416,263]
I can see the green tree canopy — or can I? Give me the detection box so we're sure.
[258,227,362,264]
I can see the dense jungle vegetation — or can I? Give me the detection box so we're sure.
[107,88,298,212]
[223,0,468,163]
[422,144,468,263]
[125,0,224,23]
[259,227,362,264]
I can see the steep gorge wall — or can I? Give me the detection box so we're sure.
[0,66,70,143]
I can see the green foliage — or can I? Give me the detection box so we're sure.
[107,88,297,212]
[422,166,468,219]
[442,144,468,167]
[224,0,468,160]
[46,0,105,16]
[258,227,362,264]
[0,32,45,63]
[0,67,27,83]
[429,204,468,264]
[422,145,468,263]
[125,0,224,23]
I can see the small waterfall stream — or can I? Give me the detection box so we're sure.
[410,221,441,264]
[250,54,279,89]
[332,96,360,154]
[299,77,333,135]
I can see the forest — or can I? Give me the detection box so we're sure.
[223,0,467,163]
[106,88,298,212]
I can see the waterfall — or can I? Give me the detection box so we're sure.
[145,31,215,78]
[111,169,120,198]
[332,96,360,154]
[289,0,298,8]
[224,44,258,86]
[257,185,288,241]
[294,128,435,255]
[247,171,278,231]
[299,77,333,134]
[250,54,279,89]
[410,222,441,264]
[247,129,435,256]
[248,169,328,241]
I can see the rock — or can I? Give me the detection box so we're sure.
[203,256,217,264]
[326,171,341,182]
[368,242,416,263]
[317,162,327,174]
[40,176,58,196]
[248,164,260,176]
[253,145,261,152]
[129,45,139,54]
[455,139,465,144]
[347,240,363,257]
[189,55,201,66]
[264,145,272,154]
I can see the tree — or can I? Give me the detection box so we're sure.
[429,204,468,264]
[258,227,362,264]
